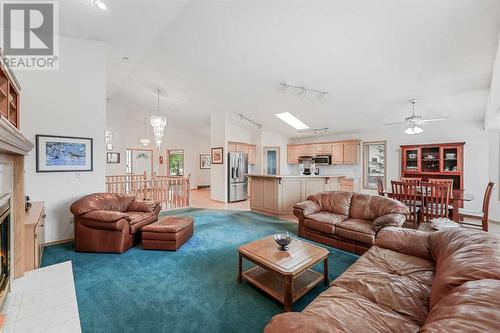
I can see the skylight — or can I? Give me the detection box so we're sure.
[274,112,309,130]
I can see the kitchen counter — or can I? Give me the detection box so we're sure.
[248,174,346,215]
[247,174,347,178]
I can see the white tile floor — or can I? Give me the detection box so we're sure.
[1,261,81,333]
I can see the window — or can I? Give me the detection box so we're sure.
[363,141,386,190]
[263,147,280,175]
[168,150,184,176]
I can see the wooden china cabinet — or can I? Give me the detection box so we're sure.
[401,142,465,193]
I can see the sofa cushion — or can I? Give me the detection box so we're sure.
[428,228,500,309]
[334,218,375,245]
[308,191,354,216]
[303,286,420,333]
[70,193,136,215]
[128,211,157,234]
[303,212,348,234]
[350,193,408,221]
[421,279,500,333]
[333,246,435,325]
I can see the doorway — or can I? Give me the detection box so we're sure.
[263,146,280,175]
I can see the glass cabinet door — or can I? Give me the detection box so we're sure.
[404,149,419,172]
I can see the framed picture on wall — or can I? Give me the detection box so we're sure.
[107,152,120,164]
[211,147,223,164]
[200,154,211,169]
[36,135,93,172]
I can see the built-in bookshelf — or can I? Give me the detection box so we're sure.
[0,53,20,128]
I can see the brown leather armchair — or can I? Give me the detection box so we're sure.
[294,191,409,254]
[70,193,160,253]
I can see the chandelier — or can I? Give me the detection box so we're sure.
[150,89,167,148]
[139,117,150,146]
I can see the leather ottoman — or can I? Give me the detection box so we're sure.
[141,216,194,251]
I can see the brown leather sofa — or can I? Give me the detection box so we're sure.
[265,227,500,333]
[70,193,160,253]
[294,191,409,254]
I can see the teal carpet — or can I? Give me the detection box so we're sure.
[42,209,359,333]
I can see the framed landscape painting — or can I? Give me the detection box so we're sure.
[36,135,93,172]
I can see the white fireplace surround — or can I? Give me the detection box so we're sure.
[0,117,33,156]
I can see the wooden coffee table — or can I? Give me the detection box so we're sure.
[238,236,329,312]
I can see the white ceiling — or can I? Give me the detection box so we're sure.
[59,0,500,137]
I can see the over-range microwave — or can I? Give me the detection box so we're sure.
[313,155,331,165]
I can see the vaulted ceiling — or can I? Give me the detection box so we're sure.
[59,0,500,136]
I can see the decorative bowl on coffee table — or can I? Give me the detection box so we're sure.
[274,231,292,251]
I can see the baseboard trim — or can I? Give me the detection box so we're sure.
[44,238,74,247]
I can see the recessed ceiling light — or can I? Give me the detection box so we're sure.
[93,0,107,10]
[275,112,310,130]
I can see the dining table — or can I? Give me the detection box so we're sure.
[383,189,474,222]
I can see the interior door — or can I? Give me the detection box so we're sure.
[128,149,153,177]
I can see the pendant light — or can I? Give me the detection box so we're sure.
[150,89,167,148]
[139,117,150,146]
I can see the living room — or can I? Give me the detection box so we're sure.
[0,0,499,332]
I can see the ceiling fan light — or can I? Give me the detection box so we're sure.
[404,125,424,135]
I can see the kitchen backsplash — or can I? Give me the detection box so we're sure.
[289,164,361,178]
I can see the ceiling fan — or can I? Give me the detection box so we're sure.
[384,99,448,135]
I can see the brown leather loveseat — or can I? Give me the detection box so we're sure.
[294,191,409,254]
[265,228,500,333]
[70,193,160,253]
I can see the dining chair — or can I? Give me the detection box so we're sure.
[428,178,454,198]
[459,182,494,232]
[376,178,385,196]
[420,182,451,222]
[400,177,422,185]
[391,181,420,228]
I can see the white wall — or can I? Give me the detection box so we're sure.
[488,130,500,221]
[210,111,228,201]
[105,102,211,188]
[17,36,106,243]
[105,101,128,175]
[290,121,491,214]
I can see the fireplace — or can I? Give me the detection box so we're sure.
[0,199,10,295]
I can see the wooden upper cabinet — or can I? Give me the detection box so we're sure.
[248,145,256,164]
[343,142,358,164]
[287,145,298,164]
[305,144,315,155]
[229,143,237,152]
[315,143,332,155]
[296,145,307,156]
[0,64,20,128]
[332,143,344,164]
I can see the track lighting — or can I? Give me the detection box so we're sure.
[280,82,329,100]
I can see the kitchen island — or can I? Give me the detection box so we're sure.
[247,174,348,215]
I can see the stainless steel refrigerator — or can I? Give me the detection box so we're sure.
[228,152,248,202]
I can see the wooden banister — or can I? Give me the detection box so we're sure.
[105,174,190,210]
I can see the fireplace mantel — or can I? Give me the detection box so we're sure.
[0,117,33,155]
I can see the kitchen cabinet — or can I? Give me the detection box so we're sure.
[296,145,307,157]
[287,140,360,165]
[287,145,298,164]
[228,141,256,164]
[332,143,344,164]
[339,178,354,192]
[343,142,358,164]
